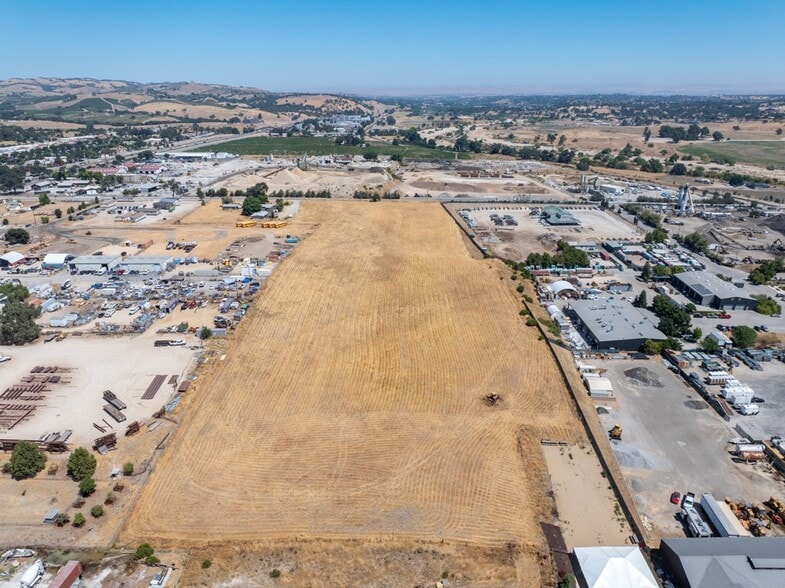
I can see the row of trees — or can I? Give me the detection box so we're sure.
[525,240,590,269]
[748,257,784,285]
[650,294,693,338]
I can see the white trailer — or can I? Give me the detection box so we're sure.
[700,494,751,537]
[739,404,760,416]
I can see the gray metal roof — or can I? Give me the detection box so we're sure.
[119,256,174,265]
[673,271,755,302]
[69,255,121,265]
[662,538,785,588]
[569,299,666,344]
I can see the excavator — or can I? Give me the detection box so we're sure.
[609,425,623,441]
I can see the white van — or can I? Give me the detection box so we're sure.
[95,268,107,276]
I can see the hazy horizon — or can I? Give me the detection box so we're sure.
[4,0,785,95]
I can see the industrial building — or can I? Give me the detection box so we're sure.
[660,537,785,588]
[572,546,657,588]
[67,255,121,274]
[542,205,580,226]
[547,280,580,299]
[567,299,666,351]
[0,251,26,268]
[671,271,757,310]
[42,253,75,270]
[115,256,174,274]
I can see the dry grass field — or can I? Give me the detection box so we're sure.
[123,201,582,583]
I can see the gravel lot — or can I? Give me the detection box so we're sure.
[592,358,785,539]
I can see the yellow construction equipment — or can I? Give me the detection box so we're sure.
[235,220,257,228]
[610,425,623,441]
[260,220,288,228]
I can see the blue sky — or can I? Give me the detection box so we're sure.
[3,0,784,94]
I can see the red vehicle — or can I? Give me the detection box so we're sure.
[718,313,731,319]
[670,491,681,505]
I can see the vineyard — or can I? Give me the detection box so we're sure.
[123,201,580,577]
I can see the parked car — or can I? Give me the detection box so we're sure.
[168,339,186,346]
[0,355,11,363]
[670,491,681,505]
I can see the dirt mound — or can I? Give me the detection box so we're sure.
[684,400,709,410]
[762,214,785,236]
[624,367,663,387]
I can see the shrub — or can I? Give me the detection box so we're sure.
[202,559,212,569]
[113,482,125,492]
[72,497,85,508]
[270,569,281,579]
[8,441,46,480]
[144,555,160,566]
[134,543,154,560]
[67,447,96,481]
[73,512,85,527]
[516,284,524,293]
[78,476,96,497]
[525,318,538,326]
[122,462,134,476]
[54,512,70,527]
[90,505,104,518]
[104,492,116,505]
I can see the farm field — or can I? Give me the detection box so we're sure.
[123,200,583,582]
[193,134,469,159]
[679,140,785,169]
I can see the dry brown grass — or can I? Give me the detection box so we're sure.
[122,201,580,582]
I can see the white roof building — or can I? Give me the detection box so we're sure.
[574,546,658,588]
[0,251,26,267]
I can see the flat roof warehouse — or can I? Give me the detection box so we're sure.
[567,299,666,351]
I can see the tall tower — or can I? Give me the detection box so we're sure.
[677,184,694,215]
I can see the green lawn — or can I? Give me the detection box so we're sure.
[192,135,468,160]
[679,141,785,169]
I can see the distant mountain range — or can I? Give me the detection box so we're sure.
[0,77,376,126]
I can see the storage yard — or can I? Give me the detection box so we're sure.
[121,200,591,584]
[591,358,785,539]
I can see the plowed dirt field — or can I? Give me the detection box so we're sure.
[123,201,579,566]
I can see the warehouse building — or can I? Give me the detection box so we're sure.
[67,255,121,274]
[115,255,174,274]
[567,299,666,351]
[671,271,757,310]
[660,537,785,588]
[42,253,75,270]
[0,251,26,268]
[542,205,580,226]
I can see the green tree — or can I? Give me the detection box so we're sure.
[0,165,25,192]
[644,228,668,243]
[700,336,720,353]
[641,262,652,282]
[692,327,703,340]
[0,301,41,345]
[731,325,757,349]
[241,196,263,217]
[91,505,104,518]
[670,163,688,175]
[54,208,62,219]
[67,447,97,481]
[683,232,709,254]
[54,512,70,527]
[199,328,212,340]
[712,131,724,142]
[0,283,30,302]
[7,440,46,480]
[752,295,781,316]
[38,194,51,206]
[632,291,647,308]
[5,227,30,244]
[134,543,155,560]
[78,477,96,497]
[73,512,86,527]
[643,127,651,143]
[641,339,664,355]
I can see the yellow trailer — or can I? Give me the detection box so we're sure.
[235,220,257,228]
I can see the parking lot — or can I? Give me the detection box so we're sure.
[592,358,785,539]
[722,360,785,441]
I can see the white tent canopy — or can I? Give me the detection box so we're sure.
[574,546,658,588]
